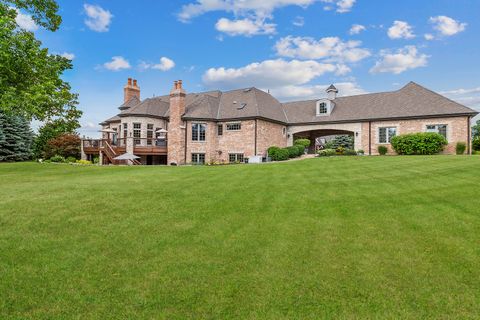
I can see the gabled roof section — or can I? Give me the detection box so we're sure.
[282,82,478,124]
[100,81,477,126]
[119,96,140,111]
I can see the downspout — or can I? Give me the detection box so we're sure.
[184,120,188,164]
[368,121,372,155]
[254,119,258,155]
[468,116,472,155]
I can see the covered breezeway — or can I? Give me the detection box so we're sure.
[287,123,363,153]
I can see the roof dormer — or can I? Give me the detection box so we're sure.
[316,99,334,116]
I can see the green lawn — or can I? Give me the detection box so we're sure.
[1,156,479,319]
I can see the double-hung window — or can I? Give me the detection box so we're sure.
[147,124,154,145]
[229,153,244,163]
[192,123,206,141]
[426,124,447,140]
[217,124,223,136]
[191,153,205,164]
[378,127,396,144]
[133,123,141,145]
[123,123,128,140]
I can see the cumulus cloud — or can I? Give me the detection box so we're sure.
[140,57,176,71]
[387,20,415,39]
[203,59,338,89]
[275,36,371,63]
[13,8,38,31]
[429,15,467,37]
[178,0,355,36]
[370,46,429,74]
[215,17,275,36]
[349,24,365,35]
[102,56,131,71]
[83,4,113,32]
[271,82,366,101]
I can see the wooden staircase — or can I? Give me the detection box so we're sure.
[102,140,141,165]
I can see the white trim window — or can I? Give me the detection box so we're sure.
[426,124,447,140]
[378,127,397,144]
[226,122,241,131]
[191,153,205,164]
[192,123,206,141]
[133,123,141,145]
[229,153,244,163]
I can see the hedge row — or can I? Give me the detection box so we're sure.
[268,139,310,161]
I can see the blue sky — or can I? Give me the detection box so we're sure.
[20,0,480,137]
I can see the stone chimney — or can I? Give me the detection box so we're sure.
[124,78,140,103]
[326,84,338,100]
[167,80,187,165]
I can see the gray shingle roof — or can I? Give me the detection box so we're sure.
[101,82,477,126]
[283,82,477,124]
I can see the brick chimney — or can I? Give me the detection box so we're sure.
[167,80,186,165]
[124,78,140,103]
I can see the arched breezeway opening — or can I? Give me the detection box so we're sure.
[293,129,355,154]
[287,123,363,153]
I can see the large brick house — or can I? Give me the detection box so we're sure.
[81,79,478,165]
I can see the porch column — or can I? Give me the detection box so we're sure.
[98,150,103,165]
[126,136,134,154]
[80,139,87,160]
[287,131,294,146]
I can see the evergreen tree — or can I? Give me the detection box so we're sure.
[0,111,33,161]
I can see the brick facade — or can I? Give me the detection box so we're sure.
[361,116,470,155]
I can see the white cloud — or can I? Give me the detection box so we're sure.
[387,20,415,39]
[178,0,317,22]
[203,59,338,89]
[292,16,305,27]
[349,24,365,35]
[83,4,113,32]
[14,8,38,31]
[275,36,371,63]
[215,17,275,36]
[271,82,366,101]
[370,46,428,74]
[335,0,356,13]
[424,33,434,41]
[140,57,176,71]
[59,52,75,60]
[429,15,466,37]
[178,0,355,35]
[103,56,131,71]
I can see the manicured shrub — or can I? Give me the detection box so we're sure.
[357,149,365,155]
[473,137,480,151]
[343,149,358,156]
[295,144,305,156]
[271,148,289,161]
[66,156,77,163]
[287,146,299,158]
[378,146,388,156]
[390,132,447,155]
[318,149,336,157]
[268,146,281,158]
[50,155,65,163]
[76,159,92,165]
[456,142,467,155]
[336,146,346,155]
[294,138,311,148]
